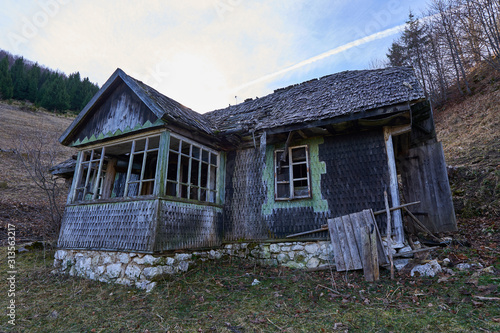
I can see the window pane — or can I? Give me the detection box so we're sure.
[144,151,158,180]
[148,135,160,150]
[169,136,180,152]
[202,150,209,163]
[200,162,208,188]
[181,141,190,155]
[210,153,217,165]
[293,179,309,197]
[291,147,306,162]
[277,183,290,199]
[127,174,140,197]
[292,163,308,179]
[112,173,127,197]
[180,184,189,199]
[192,146,200,159]
[167,152,179,181]
[180,155,189,183]
[209,165,217,191]
[141,180,154,196]
[276,166,290,182]
[134,138,147,152]
[191,160,200,186]
[189,186,198,200]
[166,181,177,196]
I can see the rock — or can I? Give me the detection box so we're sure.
[270,244,280,253]
[178,261,189,272]
[393,258,411,270]
[482,266,495,274]
[398,246,413,258]
[106,263,122,279]
[125,264,142,279]
[306,257,320,268]
[117,253,130,264]
[411,260,442,277]
[456,263,472,271]
[442,258,451,267]
[283,261,305,269]
[143,266,163,280]
[54,250,67,260]
[291,245,304,251]
[276,253,289,263]
[142,254,161,265]
[175,253,192,261]
[305,243,319,254]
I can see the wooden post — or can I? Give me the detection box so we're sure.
[101,158,117,199]
[384,127,405,247]
[384,190,394,280]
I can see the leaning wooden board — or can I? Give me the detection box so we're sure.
[328,209,389,272]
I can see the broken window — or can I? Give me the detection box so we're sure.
[165,134,218,203]
[71,134,160,202]
[275,145,311,200]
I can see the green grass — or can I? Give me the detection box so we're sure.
[1,249,499,332]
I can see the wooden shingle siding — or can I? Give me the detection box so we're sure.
[154,200,223,252]
[57,200,157,252]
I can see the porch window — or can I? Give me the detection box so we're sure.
[274,145,311,200]
[72,134,160,202]
[165,135,219,203]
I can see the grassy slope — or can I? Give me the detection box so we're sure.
[0,101,75,241]
[434,66,500,217]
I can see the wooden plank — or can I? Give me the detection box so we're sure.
[342,214,363,270]
[328,217,345,271]
[368,209,389,266]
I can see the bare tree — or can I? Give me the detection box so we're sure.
[16,128,67,239]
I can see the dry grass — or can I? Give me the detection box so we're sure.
[0,235,499,333]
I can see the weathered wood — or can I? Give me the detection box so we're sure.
[362,225,379,282]
[328,209,387,272]
[384,191,394,280]
[384,127,404,246]
[101,158,117,199]
[403,207,441,241]
[372,201,421,216]
[400,142,457,232]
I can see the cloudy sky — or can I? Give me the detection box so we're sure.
[1,0,429,113]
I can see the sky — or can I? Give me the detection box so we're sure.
[0,0,429,113]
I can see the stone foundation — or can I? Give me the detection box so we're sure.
[53,241,334,291]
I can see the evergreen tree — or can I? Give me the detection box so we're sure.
[80,77,99,110]
[10,57,29,100]
[39,73,70,112]
[66,72,83,111]
[27,63,41,103]
[0,57,13,99]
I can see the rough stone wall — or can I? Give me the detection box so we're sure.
[53,240,334,291]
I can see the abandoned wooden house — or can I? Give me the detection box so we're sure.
[53,67,456,288]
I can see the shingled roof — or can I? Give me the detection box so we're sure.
[203,67,425,135]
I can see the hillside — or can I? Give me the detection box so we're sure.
[434,66,500,218]
[0,101,75,241]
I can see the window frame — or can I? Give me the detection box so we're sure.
[165,134,219,204]
[70,133,161,203]
[274,145,312,201]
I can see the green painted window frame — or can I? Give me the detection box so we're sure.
[165,133,219,204]
[70,133,161,203]
[274,145,311,200]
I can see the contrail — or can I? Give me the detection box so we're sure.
[232,15,434,93]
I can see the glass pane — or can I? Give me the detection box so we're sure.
[148,135,160,150]
[180,155,189,183]
[291,147,306,162]
[208,190,216,203]
[200,163,209,188]
[169,136,180,152]
[192,146,200,159]
[141,180,154,196]
[292,163,307,179]
[181,141,190,155]
[166,181,177,197]
[134,138,147,152]
[293,179,309,197]
[180,184,188,199]
[210,153,217,165]
[200,188,207,201]
[209,165,217,191]
[167,152,179,181]
[189,186,198,200]
[112,173,127,198]
[277,183,290,199]
[127,174,140,197]
[143,151,158,180]
[191,160,199,186]
[130,153,143,177]
[276,166,289,182]
[202,150,209,163]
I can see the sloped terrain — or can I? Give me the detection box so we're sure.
[434,65,500,218]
